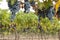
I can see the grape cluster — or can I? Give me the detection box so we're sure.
[46,6,55,21]
[8,0,20,22]
[24,0,30,13]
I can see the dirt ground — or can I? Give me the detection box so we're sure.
[0,33,59,40]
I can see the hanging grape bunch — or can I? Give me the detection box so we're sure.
[24,0,30,13]
[7,0,20,22]
[46,6,55,22]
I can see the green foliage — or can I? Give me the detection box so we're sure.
[43,0,53,9]
[0,10,60,35]
[0,10,11,34]
[37,0,53,10]
[40,17,60,34]
[7,0,17,6]
[38,1,45,10]
[0,0,2,2]
[14,12,38,33]
[0,10,10,25]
